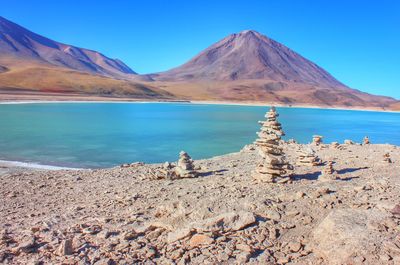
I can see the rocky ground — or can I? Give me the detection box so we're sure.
[0,142,399,264]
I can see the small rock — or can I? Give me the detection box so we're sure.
[167,228,193,243]
[82,225,102,235]
[236,252,251,263]
[17,236,36,253]
[236,243,253,253]
[146,228,164,240]
[146,247,157,259]
[264,209,281,221]
[274,251,290,264]
[391,204,400,215]
[194,211,256,233]
[312,187,332,198]
[93,258,115,265]
[379,253,392,262]
[57,239,73,256]
[287,241,302,253]
[122,231,137,241]
[189,234,214,248]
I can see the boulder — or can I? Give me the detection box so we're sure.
[167,211,256,242]
[312,208,391,264]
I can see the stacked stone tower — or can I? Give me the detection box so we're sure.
[175,151,198,178]
[312,135,323,146]
[318,161,337,181]
[296,147,322,166]
[383,153,392,163]
[253,107,292,183]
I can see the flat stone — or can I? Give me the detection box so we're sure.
[194,211,256,233]
[312,209,390,265]
[122,231,137,241]
[189,234,214,248]
[167,228,193,243]
[287,241,302,252]
[236,243,253,253]
[264,209,281,221]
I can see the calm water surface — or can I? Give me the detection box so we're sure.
[0,103,399,168]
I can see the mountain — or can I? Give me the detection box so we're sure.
[0,18,397,109]
[0,16,135,77]
[150,30,397,109]
[0,16,175,100]
[152,30,344,88]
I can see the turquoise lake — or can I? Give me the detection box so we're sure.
[0,103,399,168]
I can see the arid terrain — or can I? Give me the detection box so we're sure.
[0,16,398,110]
[1,141,399,264]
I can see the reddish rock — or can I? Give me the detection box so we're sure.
[189,234,214,248]
[391,204,400,215]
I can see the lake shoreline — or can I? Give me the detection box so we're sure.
[1,142,398,172]
[1,102,400,170]
[0,159,82,170]
[0,98,399,113]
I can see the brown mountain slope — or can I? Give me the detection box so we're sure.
[0,17,397,109]
[0,17,175,100]
[0,59,173,99]
[0,65,8,73]
[151,30,345,88]
[0,16,136,78]
[148,30,397,109]
[149,79,396,109]
[389,102,400,111]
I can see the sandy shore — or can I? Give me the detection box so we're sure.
[0,160,81,178]
[190,100,400,113]
[0,93,399,113]
[1,142,399,264]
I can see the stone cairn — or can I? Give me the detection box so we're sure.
[175,151,198,178]
[344,139,354,145]
[330,142,340,149]
[383,153,392,163]
[363,136,370,145]
[253,107,292,183]
[312,135,323,146]
[296,147,322,166]
[318,161,337,181]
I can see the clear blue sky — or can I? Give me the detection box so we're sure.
[2,0,399,98]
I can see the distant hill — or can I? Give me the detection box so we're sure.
[150,30,397,109]
[0,65,8,73]
[0,16,135,77]
[390,102,400,111]
[0,17,398,109]
[152,30,344,88]
[0,16,175,99]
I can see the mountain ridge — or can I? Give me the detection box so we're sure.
[151,30,345,89]
[0,16,136,77]
[0,17,398,109]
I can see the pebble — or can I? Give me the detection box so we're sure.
[57,239,74,256]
